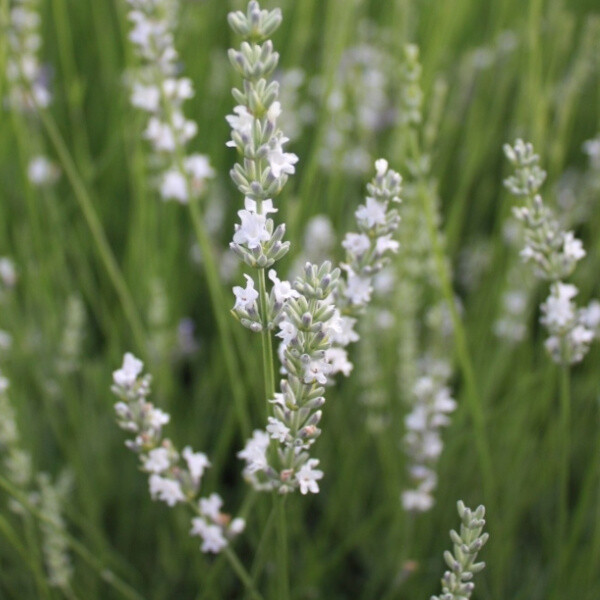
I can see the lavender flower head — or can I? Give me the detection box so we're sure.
[112,353,244,553]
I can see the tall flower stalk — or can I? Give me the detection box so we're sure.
[392,45,496,520]
[226,2,295,407]
[504,139,596,366]
[109,353,266,598]
[6,0,61,186]
[225,5,362,595]
[6,0,51,111]
[111,353,245,553]
[504,138,599,581]
[125,0,214,203]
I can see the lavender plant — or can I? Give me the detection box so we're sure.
[431,501,488,600]
[227,2,337,495]
[376,44,459,514]
[111,353,246,554]
[504,139,597,365]
[4,0,600,597]
[122,0,254,444]
[328,159,403,378]
[124,0,214,202]
[6,0,60,186]
[504,138,599,586]
[6,0,51,110]
[402,360,457,512]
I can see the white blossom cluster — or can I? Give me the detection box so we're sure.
[327,159,402,376]
[111,353,244,553]
[398,44,424,127]
[228,4,339,495]
[337,159,402,311]
[6,0,61,187]
[504,139,598,364]
[226,2,297,277]
[504,139,585,280]
[393,45,460,514]
[431,501,488,600]
[238,262,342,494]
[27,155,61,187]
[401,361,457,513]
[6,0,50,110]
[540,283,596,364]
[124,0,214,203]
[226,2,300,338]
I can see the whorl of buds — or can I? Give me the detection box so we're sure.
[431,501,488,600]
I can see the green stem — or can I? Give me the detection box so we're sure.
[51,0,94,178]
[36,108,147,355]
[188,201,252,438]
[22,513,52,599]
[591,474,600,590]
[249,504,278,588]
[257,267,276,403]
[587,399,600,589]
[275,494,290,600]
[557,364,571,582]
[0,513,47,588]
[223,547,265,600]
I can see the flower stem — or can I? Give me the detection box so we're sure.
[275,494,290,600]
[188,201,252,438]
[257,267,276,404]
[557,364,571,584]
[223,547,265,600]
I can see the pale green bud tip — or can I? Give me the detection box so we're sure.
[228,2,282,41]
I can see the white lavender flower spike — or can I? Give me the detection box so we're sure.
[402,362,457,512]
[325,159,402,377]
[238,262,340,494]
[124,0,214,203]
[111,353,244,553]
[504,139,598,365]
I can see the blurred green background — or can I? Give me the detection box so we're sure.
[1,0,599,598]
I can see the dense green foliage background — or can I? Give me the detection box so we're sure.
[1,0,599,598]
